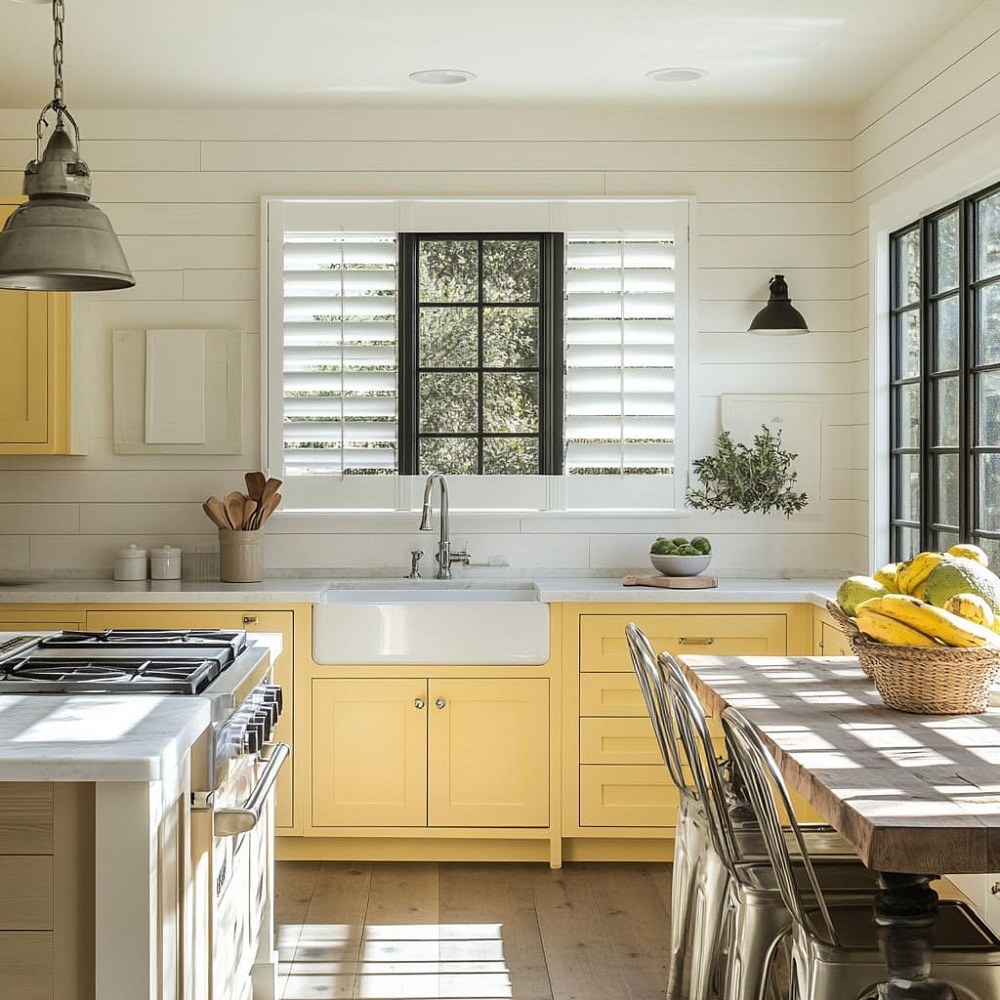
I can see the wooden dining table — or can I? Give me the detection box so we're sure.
[678,651,1000,1000]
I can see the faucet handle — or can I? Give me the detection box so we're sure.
[405,549,424,579]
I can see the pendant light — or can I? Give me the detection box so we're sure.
[748,274,808,336]
[0,0,134,291]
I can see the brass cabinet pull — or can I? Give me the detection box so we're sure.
[414,698,425,709]
[435,698,447,709]
[678,637,715,645]
[242,615,259,625]
[990,881,1000,896]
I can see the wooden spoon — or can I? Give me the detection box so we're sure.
[224,490,246,531]
[244,471,266,504]
[203,496,230,530]
[250,478,282,529]
[254,491,281,528]
[242,497,258,530]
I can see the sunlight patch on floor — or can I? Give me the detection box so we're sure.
[278,922,514,1000]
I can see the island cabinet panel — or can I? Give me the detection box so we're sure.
[84,607,296,831]
[0,857,52,929]
[0,784,53,853]
[0,932,51,999]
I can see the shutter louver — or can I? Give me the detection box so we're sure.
[564,237,676,474]
[282,234,398,475]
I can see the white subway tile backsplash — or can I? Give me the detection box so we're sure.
[0,505,81,535]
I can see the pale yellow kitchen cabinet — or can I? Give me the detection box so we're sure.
[813,604,854,655]
[561,602,817,860]
[84,607,297,832]
[0,199,75,455]
[309,676,549,830]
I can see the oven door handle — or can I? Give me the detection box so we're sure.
[213,742,290,837]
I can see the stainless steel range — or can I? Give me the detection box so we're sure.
[0,628,289,1000]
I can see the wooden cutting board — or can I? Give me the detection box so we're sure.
[622,575,719,590]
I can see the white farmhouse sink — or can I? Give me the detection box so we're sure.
[313,580,549,664]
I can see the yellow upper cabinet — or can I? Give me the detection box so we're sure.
[0,198,74,454]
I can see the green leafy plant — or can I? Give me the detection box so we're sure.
[686,424,808,518]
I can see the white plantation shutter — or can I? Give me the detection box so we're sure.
[282,233,398,475]
[564,236,676,474]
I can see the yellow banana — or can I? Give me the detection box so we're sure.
[896,551,945,595]
[944,592,995,630]
[873,563,901,593]
[855,606,940,647]
[858,593,1000,648]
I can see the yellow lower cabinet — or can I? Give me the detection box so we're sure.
[84,608,296,831]
[580,765,677,827]
[311,678,428,828]
[814,607,854,656]
[310,676,549,830]
[428,678,549,828]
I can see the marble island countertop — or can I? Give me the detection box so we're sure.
[0,692,210,781]
[0,576,840,606]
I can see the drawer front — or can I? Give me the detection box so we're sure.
[0,785,53,855]
[579,764,677,828]
[0,857,52,930]
[580,613,786,671]
[580,672,647,717]
[580,717,661,765]
[0,931,52,999]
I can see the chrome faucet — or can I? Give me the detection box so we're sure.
[418,471,471,580]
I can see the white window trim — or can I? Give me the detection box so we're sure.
[261,196,692,516]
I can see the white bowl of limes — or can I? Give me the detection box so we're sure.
[650,535,712,576]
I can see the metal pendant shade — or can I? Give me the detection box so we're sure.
[748,274,808,336]
[0,0,134,292]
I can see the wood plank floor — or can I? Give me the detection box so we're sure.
[274,861,671,1000]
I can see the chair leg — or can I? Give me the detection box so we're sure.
[666,810,704,1000]
[689,847,730,1000]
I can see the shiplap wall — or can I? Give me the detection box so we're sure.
[7,11,994,579]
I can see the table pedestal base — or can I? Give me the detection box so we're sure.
[875,873,957,1000]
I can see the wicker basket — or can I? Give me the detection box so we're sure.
[825,601,1000,714]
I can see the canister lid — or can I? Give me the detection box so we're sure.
[115,543,148,559]
[150,544,181,558]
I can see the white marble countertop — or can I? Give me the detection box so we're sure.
[0,692,210,782]
[0,576,840,607]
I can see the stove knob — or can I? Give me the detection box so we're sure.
[242,722,263,756]
[263,684,283,714]
[254,708,274,742]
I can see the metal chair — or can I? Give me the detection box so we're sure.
[663,659,880,1000]
[721,705,1000,1000]
[626,623,706,1000]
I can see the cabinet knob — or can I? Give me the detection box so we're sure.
[413,698,425,710]
[242,615,259,626]
[991,882,1000,896]
[435,698,447,709]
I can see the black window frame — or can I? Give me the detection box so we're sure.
[397,232,564,476]
[888,180,1000,562]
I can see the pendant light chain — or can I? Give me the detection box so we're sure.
[52,0,65,109]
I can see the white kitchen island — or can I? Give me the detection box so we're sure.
[0,684,211,1000]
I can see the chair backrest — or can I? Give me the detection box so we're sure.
[719,706,840,946]
[662,658,743,871]
[624,623,689,793]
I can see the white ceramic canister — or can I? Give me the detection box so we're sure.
[114,544,148,581]
[150,543,182,580]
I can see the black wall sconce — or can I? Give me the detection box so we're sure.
[748,274,808,336]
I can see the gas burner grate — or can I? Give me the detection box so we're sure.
[0,656,223,694]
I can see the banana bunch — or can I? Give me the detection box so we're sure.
[855,593,1000,649]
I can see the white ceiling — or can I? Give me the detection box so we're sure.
[0,0,985,111]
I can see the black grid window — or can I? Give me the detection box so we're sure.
[889,182,1000,564]
[398,233,564,475]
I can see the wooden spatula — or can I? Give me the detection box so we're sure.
[254,491,281,528]
[244,471,266,503]
[242,497,258,530]
[203,496,230,530]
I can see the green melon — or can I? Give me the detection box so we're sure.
[923,556,1000,615]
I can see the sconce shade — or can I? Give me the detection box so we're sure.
[748,274,808,336]
[0,126,134,291]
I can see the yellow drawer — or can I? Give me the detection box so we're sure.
[580,764,678,828]
[580,613,786,671]
[580,672,647,716]
[581,717,662,765]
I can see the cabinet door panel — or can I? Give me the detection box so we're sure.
[428,678,548,828]
[311,678,427,828]
[580,613,786,671]
[0,290,48,443]
[819,620,853,656]
[580,717,661,765]
[85,609,295,830]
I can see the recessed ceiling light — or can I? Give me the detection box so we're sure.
[409,69,476,86]
[645,67,707,84]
